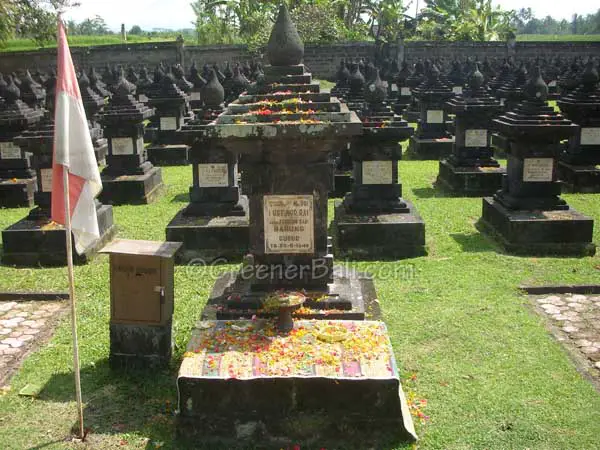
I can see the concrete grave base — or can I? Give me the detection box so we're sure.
[109,322,172,369]
[176,319,417,445]
[332,200,426,260]
[1,204,116,266]
[205,266,372,321]
[0,178,36,208]
[330,172,354,198]
[479,197,596,256]
[406,136,454,160]
[558,162,600,193]
[99,166,164,205]
[165,206,250,264]
[436,159,505,197]
[146,144,190,166]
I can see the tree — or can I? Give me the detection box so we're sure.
[0,0,78,46]
[419,0,514,41]
[77,15,109,35]
[129,25,143,35]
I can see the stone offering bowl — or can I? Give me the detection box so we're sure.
[265,291,306,333]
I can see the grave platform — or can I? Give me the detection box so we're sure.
[332,200,426,259]
[406,136,454,160]
[165,203,250,264]
[99,166,164,205]
[204,266,375,321]
[0,177,36,208]
[436,159,505,196]
[146,144,190,166]
[176,319,416,445]
[403,110,419,123]
[479,197,596,256]
[558,162,600,193]
[1,204,116,266]
[490,133,509,157]
[331,172,354,198]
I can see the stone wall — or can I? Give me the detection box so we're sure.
[1,40,599,81]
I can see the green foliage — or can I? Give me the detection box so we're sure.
[128,25,143,35]
[0,0,78,47]
[515,8,600,35]
[70,15,110,35]
[419,0,514,41]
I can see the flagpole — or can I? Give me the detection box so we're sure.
[63,162,85,439]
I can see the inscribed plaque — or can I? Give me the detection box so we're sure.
[523,158,553,182]
[264,195,314,254]
[112,137,134,155]
[197,163,229,187]
[580,128,600,146]
[0,142,21,159]
[452,86,463,95]
[190,92,202,101]
[362,160,393,184]
[160,117,178,131]
[465,129,488,147]
[426,110,444,124]
[40,168,53,192]
[400,87,411,96]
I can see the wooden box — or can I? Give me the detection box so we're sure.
[101,239,182,325]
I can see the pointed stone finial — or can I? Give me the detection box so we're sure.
[524,66,548,102]
[201,69,225,107]
[5,75,21,103]
[364,69,387,105]
[581,61,599,89]
[267,3,304,66]
[469,64,484,91]
[115,71,136,98]
[79,71,91,88]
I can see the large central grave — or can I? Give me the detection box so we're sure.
[176,4,416,443]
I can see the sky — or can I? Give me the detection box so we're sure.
[63,0,600,32]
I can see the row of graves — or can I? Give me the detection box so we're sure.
[329,52,600,256]
[0,4,598,444]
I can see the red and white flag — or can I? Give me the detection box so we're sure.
[51,20,102,254]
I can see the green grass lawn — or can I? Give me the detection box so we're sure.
[0,159,599,449]
[517,34,600,42]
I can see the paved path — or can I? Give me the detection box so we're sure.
[533,293,600,386]
[0,300,66,386]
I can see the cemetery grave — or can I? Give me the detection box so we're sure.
[0,5,599,449]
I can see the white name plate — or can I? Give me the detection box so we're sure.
[160,117,178,131]
[138,94,149,103]
[111,137,134,155]
[427,110,444,124]
[581,128,600,146]
[523,158,553,182]
[391,84,398,92]
[197,163,229,187]
[465,129,488,148]
[190,92,201,101]
[362,160,393,185]
[0,142,21,159]
[400,87,411,96]
[40,168,53,192]
[264,195,314,254]
[452,86,463,95]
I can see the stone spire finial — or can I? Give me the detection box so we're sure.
[523,66,548,102]
[201,69,225,107]
[267,3,304,67]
